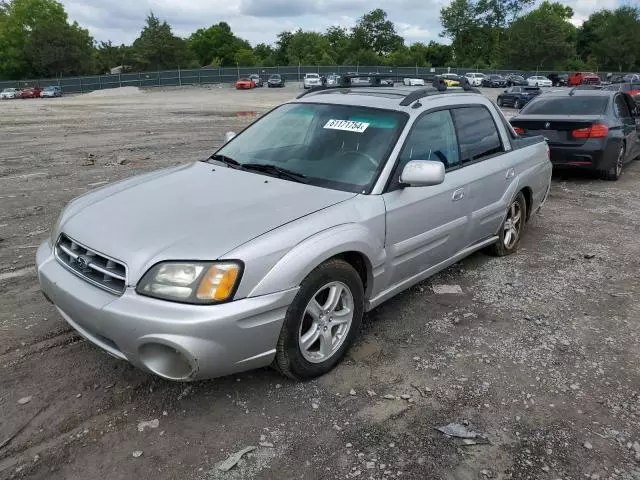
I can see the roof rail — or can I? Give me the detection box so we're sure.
[399,78,480,106]
[569,85,604,95]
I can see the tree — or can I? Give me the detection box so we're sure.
[351,9,404,56]
[324,26,352,64]
[500,1,576,70]
[235,48,256,66]
[253,43,275,66]
[188,22,251,67]
[95,41,134,74]
[0,0,93,79]
[440,0,533,67]
[579,7,640,71]
[131,13,194,70]
[24,20,94,77]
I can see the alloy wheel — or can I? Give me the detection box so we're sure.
[298,281,354,364]
[503,201,522,249]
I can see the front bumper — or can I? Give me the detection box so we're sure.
[36,241,298,381]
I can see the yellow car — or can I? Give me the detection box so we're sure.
[439,74,462,87]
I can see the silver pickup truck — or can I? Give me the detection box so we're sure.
[36,84,552,382]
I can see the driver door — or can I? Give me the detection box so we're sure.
[382,110,470,288]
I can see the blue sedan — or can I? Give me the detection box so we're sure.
[497,86,541,109]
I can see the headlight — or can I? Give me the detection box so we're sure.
[136,261,242,304]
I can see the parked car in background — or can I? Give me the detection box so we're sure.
[505,74,527,86]
[37,82,552,381]
[403,77,425,86]
[234,78,256,90]
[0,87,20,99]
[267,74,285,88]
[527,76,552,87]
[439,73,462,87]
[41,86,62,98]
[303,73,322,89]
[547,73,568,87]
[510,89,639,180]
[464,72,485,86]
[482,74,507,88]
[622,73,640,83]
[497,86,541,109]
[249,74,264,87]
[18,87,43,98]
[567,72,601,86]
[325,74,340,86]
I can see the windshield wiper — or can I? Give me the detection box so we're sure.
[208,153,241,168]
[241,163,308,183]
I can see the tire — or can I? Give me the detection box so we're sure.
[601,143,625,181]
[514,99,521,109]
[497,98,503,107]
[274,259,364,380]
[488,191,527,257]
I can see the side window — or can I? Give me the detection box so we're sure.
[451,106,503,163]
[390,110,459,188]
[614,95,631,118]
[512,87,520,93]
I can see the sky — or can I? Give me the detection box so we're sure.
[59,0,623,47]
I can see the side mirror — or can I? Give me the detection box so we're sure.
[399,160,445,187]
[224,131,236,143]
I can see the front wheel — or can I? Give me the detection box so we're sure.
[514,99,521,109]
[488,192,527,257]
[497,97,503,107]
[274,259,364,380]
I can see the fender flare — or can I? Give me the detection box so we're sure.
[248,223,384,298]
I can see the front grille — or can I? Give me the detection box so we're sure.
[54,234,127,295]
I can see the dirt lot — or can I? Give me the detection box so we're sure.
[1,84,640,480]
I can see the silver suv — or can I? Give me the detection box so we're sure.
[36,84,552,381]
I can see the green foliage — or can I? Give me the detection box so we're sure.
[578,7,640,72]
[188,22,251,67]
[0,0,93,79]
[131,13,194,70]
[500,1,577,70]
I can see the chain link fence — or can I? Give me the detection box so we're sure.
[0,65,618,95]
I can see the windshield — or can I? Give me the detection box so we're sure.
[306,74,319,78]
[521,96,609,115]
[211,103,408,193]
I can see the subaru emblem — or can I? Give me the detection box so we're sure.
[544,122,551,129]
[76,255,90,269]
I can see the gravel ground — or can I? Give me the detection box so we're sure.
[1,84,639,480]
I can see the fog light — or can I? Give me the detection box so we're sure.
[139,343,194,380]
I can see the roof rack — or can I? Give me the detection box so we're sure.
[568,85,604,95]
[296,75,481,104]
[399,78,480,106]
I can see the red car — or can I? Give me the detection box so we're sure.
[235,78,256,90]
[18,87,43,98]
[567,72,601,86]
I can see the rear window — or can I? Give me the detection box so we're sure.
[521,96,609,115]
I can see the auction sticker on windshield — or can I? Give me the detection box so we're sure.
[324,119,369,133]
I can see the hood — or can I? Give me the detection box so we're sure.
[60,162,356,283]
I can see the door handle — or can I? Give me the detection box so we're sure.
[505,168,515,179]
[452,188,465,201]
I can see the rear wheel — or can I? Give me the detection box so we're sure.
[274,259,364,380]
[488,192,527,257]
[497,98,503,107]
[514,99,521,109]
[601,143,625,181]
